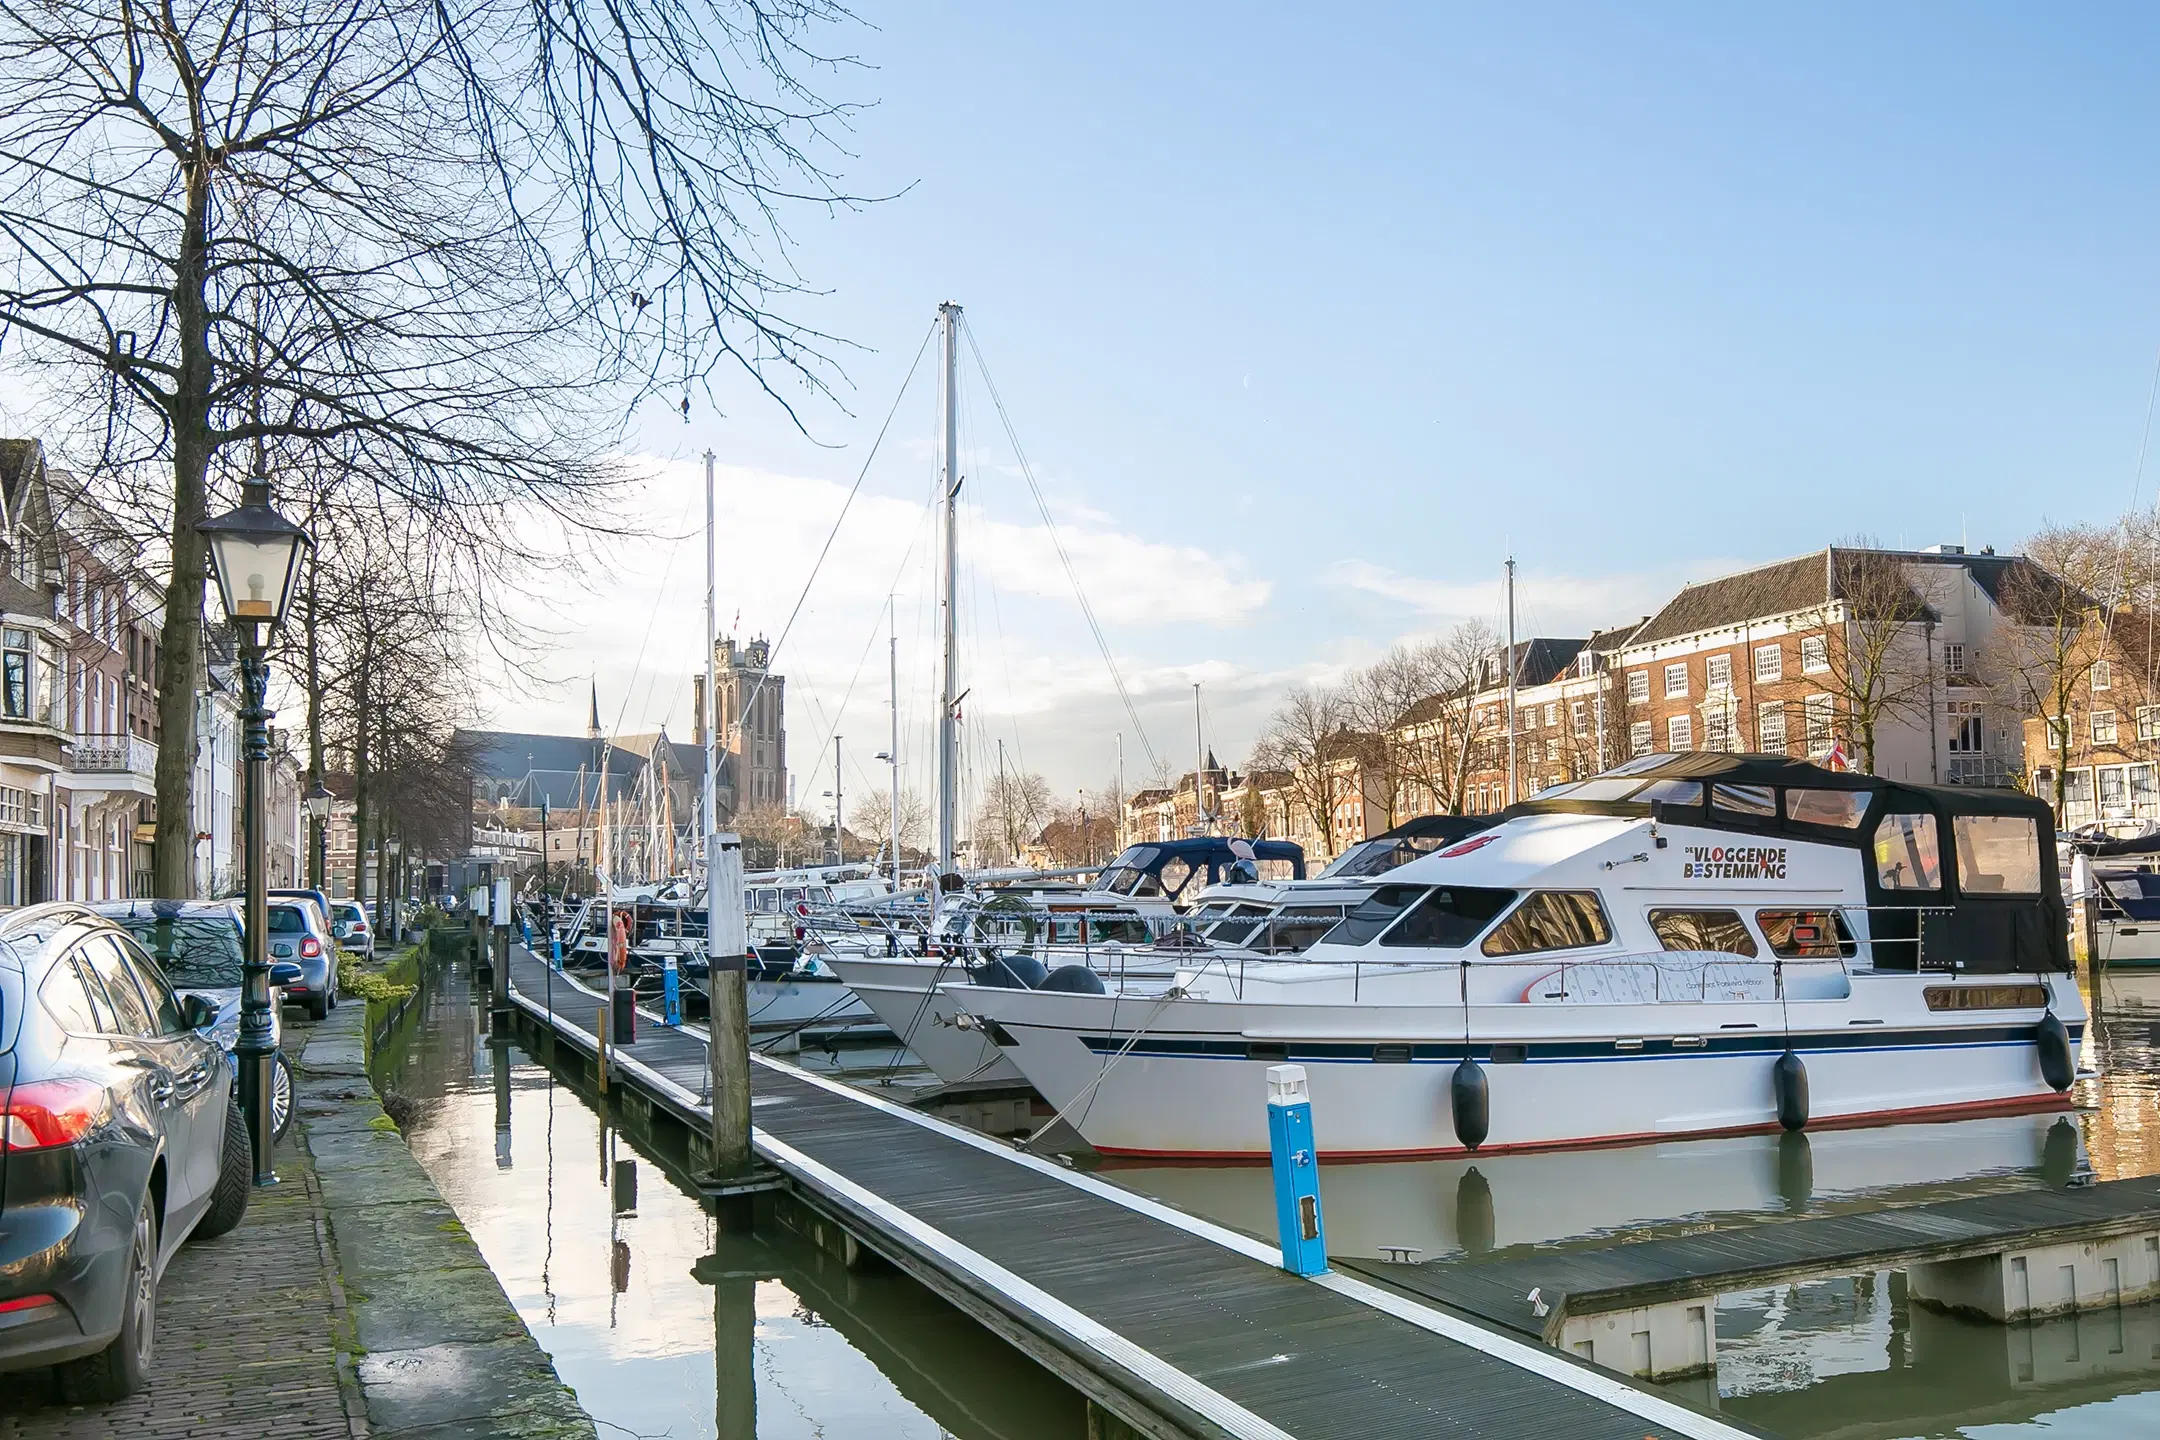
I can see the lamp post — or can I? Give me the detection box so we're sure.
[200,471,312,1187]
[385,836,403,941]
[303,776,332,891]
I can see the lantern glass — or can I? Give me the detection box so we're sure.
[200,497,310,632]
[303,782,333,822]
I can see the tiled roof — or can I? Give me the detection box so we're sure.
[1631,548,1940,645]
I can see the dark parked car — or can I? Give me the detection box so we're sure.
[0,903,253,1400]
[267,901,338,1021]
[88,902,298,1142]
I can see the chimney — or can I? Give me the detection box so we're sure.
[692,674,707,746]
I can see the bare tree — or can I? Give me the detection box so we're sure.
[849,788,928,866]
[1250,683,1346,859]
[1986,535,2102,814]
[1784,545,1935,773]
[1392,621,1500,815]
[972,769,1052,868]
[0,1,869,893]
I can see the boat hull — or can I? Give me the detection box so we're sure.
[950,975,2087,1159]
[823,953,1025,1084]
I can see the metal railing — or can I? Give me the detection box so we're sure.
[69,731,156,779]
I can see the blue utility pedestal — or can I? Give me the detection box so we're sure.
[1266,1064,1328,1276]
[663,953,682,1027]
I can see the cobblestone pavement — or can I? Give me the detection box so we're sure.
[0,1019,363,1440]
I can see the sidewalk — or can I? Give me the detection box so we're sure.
[0,1017,363,1439]
[3,978,594,1440]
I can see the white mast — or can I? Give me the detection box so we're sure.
[830,735,843,864]
[935,301,962,914]
[887,604,900,885]
[1505,555,1519,807]
[703,450,720,964]
[1192,682,1207,835]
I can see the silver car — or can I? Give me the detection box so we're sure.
[267,901,339,1021]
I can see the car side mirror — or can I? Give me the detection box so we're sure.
[270,961,304,987]
[181,993,220,1030]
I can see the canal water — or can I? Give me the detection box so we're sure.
[372,955,2160,1439]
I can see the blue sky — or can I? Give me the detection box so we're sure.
[508,3,2160,815]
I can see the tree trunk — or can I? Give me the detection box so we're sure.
[351,644,370,908]
[152,161,215,898]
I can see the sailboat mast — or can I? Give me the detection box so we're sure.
[1505,555,1519,807]
[887,606,900,885]
[935,301,962,910]
[703,449,720,965]
[1193,682,1206,836]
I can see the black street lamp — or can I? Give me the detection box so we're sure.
[303,776,333,890]
[200,472,312,1187]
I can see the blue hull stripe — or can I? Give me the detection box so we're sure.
[1076,1022,2083,1064]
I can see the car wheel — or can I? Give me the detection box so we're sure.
[56,1194,157,1402]
[271,1052,296,1142]
[194,1096,252,1240]
[307,993,329,1022]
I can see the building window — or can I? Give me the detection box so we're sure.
[1668,714,1693,751]
[1577,653,1596,679]
[1754,645,1782,682]
[2101,766,2128,813]
[2093,659,2112,692]
[1802,636,1829,673]
[1758,704,1788,753]
[1630,721,1654,757]
[2140,705,2160,742]
[1804,694,1835,749]
[1,630,27,720]
[2093,709,2119,746]
[1570,701,1588,737]
[1706,654,1732,691]
[1540,702,1556,728]
[1704,705,1733,752]
[1664,663,1689,698]
[1943,642,1966,675]
[1627,671,1649,705]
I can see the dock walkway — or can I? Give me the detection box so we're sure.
[500,946,1758,1440]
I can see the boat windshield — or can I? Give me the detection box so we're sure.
[1321,834,1454,879]
[1324,886,1421,946]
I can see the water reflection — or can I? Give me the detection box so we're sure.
[373,955,1084,1440]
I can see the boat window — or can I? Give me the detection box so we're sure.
[1568,778,1653,802]
[1531,781,1582,800]
[1110,846,1157,872]
[1756,909,1857,959]
[1158,857,1194,894]
[1635,779,1704,807]
[755,889,780,913]
[1952,815,2042,896]
[782,887,806,904]
[1384,886,1519,948]
[1481,891,1613,956]
[1603,753,1680,778]
[1324,885,1427,946]
[1711,784,1776,819]
[1786,789,1868,829]
[811,887,833,903]
[1873,813,1942,891]
[1255,858,1299,882]
[1091,914,1150,944]
[1648,908,1759,957]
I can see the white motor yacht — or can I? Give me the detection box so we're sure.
[951,754,2088,1159]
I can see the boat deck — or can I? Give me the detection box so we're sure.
[499,945,1761,1440]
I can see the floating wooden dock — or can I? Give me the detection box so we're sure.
[1349,1168,2160,1381]
[498,947,1759,1440]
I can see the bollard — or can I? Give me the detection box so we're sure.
[663,953,682,1027]
[1266,1064,1328,1276]
[612,986,637,1045]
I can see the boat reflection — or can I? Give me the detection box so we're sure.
[1711,1269,2160,1438]
[371,948,1085,1440]
[1103,1113,2086,1262]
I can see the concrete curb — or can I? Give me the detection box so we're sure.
[296,998,596,1440]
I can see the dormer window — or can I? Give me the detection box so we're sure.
[2093,659,2112,691]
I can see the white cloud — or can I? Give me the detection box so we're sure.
[1322,556,1745,638]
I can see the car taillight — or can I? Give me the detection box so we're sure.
[300,936,322,958]
[2,1079,108,1152]
[0,1294,58,1315]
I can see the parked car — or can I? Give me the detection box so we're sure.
[87,901,299,1143]
[266,901,339,1021]
[329,900,373,959]
[0,902,254,1400]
